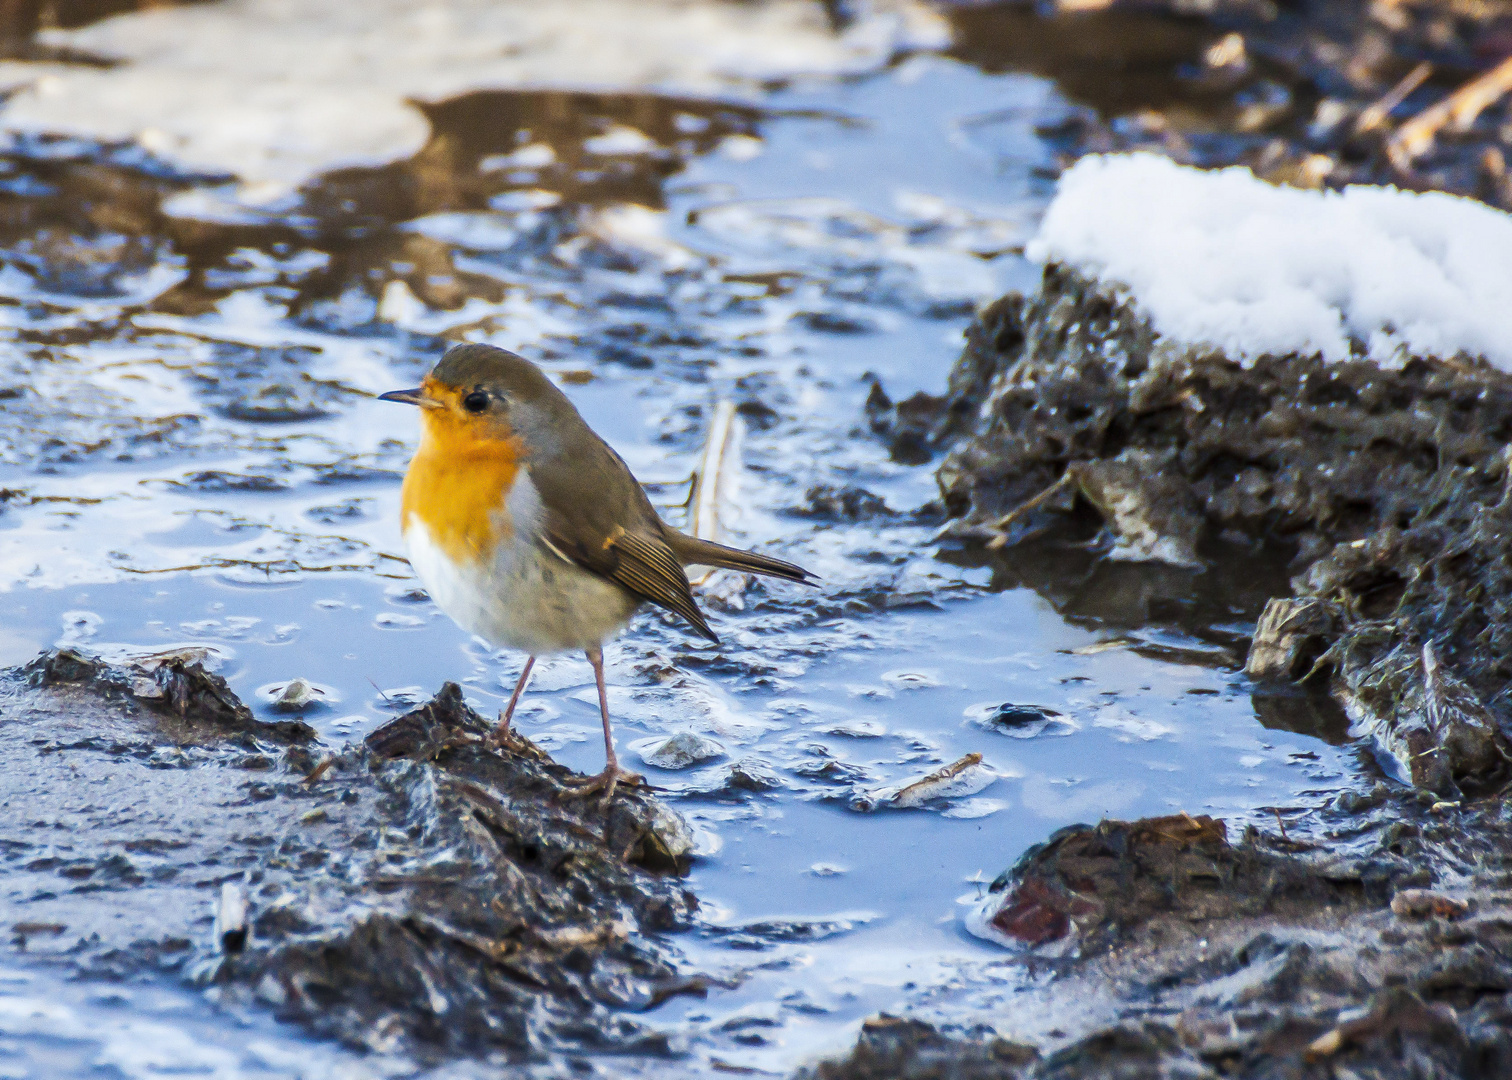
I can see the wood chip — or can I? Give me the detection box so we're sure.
[1305,1027,1345,1059]
[891,752,985,808]
[215,880,249,953]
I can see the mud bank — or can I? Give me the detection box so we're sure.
[899,262,1512,802]
[804,797,1512,1078]
[0,649,697,1064]
[822,239,1512,1075]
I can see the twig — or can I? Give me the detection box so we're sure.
[985,471,1078,550]
[215,880,249,953]
[367,676,393,708]
[1354,61,1432,135]
[1388,57,1512,170]
[891,752,984,808]
[687,400,741,586]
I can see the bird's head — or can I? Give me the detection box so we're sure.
[379,344,569,455]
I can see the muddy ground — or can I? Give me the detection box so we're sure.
[13,637,1512,1079]
[0,648,701,1066]
[904,263,1512,799]
[805,796,1512,1078]
[834,233,1512,1072]
[0,0,1509,1077]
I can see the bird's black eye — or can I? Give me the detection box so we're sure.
[463,390,489,414]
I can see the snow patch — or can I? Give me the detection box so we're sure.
[0,0,947,195]
[1027,153,1512,370]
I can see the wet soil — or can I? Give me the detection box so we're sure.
[2,651,698,1064]
[836,224,1512,1077]
[808,792,1512,1079]
[0,42,1346,1075]
[918,264,1512,803]
[947,0,1512,209]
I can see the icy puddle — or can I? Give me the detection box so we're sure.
[0,22,1358,1080]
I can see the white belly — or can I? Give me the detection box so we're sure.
[402,477,640,656]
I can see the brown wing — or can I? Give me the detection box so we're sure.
[540,520,717,642]
[526,427,719,643]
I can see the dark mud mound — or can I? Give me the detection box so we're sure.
[921,266,1512,796]
[24,645,318,744]
[807,801,1512,1079]
[795,1015,1040,1079]
[979,813,1384,952]
[0,656,698,1064]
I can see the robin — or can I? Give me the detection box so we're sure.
[380,343,814,800]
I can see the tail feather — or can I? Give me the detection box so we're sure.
[664,531,815,584]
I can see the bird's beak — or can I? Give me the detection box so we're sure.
[378,388,440,408]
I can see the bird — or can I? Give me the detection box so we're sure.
[380,343,815,801]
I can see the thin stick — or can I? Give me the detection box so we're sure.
[687,400,740,585]
[1389,57,1512,169]
[1355,61,1432,135]
[366,677,393,708]
[986,471,1077,550]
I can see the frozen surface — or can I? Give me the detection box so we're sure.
[1027,152,1512,369]
[0,0,946,196]
[0,29,1361,1080]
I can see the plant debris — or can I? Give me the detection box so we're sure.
[946,0,1512,211]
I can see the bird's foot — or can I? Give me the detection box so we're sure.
[563,765,644,806]
[485,717,512,749]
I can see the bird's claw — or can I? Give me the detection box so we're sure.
[563,765,644,807]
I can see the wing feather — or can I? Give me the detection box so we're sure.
[540,514,718,643]
[610,530,717,641]
[521,425,719,642]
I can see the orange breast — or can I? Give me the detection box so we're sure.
[400,396,524,567]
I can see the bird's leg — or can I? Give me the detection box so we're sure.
[566,646,642,803]
[495,655,536,734]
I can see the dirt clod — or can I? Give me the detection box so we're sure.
[794,1014,1040,1080]
[809,799,1512,1079]
[980,814,1386,952]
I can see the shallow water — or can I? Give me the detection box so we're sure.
[0,13,1358,1077]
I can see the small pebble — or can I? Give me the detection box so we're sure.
[725,758,780,792]
[261,677,333,712]
[639,731,725,770]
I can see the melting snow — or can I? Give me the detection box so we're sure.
[0,0,946,195]
[1027,153,1512,370]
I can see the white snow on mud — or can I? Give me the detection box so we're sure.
[1028,152,1512,370]
[0,0,947,196]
